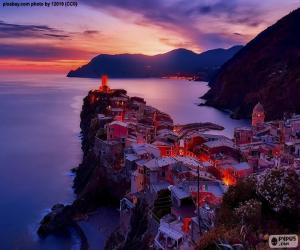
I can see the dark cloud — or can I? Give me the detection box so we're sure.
[0,20,70,39]
[0,21,97,61]
[193,32,245,49]
[83,30,100,36]
[44,33,70,38]
[188,1,264,27]
[81,0,264,49]
[198,6,213,14]
[0,43,92,60]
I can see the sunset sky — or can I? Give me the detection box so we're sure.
[0,0,299,72]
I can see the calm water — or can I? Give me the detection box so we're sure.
[0,74,248,250]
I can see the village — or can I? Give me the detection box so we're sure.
[89,75,300,250]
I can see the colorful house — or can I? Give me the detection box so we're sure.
[219,161,252,185]
[107,121,128,141]
[234,127,253,145]
[152,140,174,156]
[200,135,238,160]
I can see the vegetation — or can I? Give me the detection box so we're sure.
[152,189,172,221]
[234,199,262,227]
[197,226,242,250]
[198,166,300,249]
[257,167,300,214]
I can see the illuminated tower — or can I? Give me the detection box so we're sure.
[252,102,265,127]
[99,74,110,92]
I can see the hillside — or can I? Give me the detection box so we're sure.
[67,46,242,81]
[203,8,300,120]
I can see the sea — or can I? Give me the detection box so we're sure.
[0,73,248,250]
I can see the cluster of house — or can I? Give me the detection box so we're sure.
[92,76,300,250]
[234,102,300,172]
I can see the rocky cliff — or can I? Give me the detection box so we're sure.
[203,8,300,120]
[38,90,130,242]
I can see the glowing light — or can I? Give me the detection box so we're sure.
[222,169,237,186]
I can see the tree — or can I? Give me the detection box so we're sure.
[217,176,257,225]
[234,199,262,227]
[256,166,300,213]
[197,226,242,250]
[152,189,172,221]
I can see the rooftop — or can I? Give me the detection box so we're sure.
[203,138,234,149]
[232,162,251,171]
[109,120,128,127]
[151,182,170,193]
[253,102,264,113]
[144,157,177,170]
[125,153,139,162]
[235,126,253,132]
[158,224,184,241]
[132,143,160,157]
[173,156,201,168]
[111,96,128,101]
[183,180,226,198]
[111,107,124,112]
[157,129,177,137]
[97,114,112,120]
[171,186,191,200]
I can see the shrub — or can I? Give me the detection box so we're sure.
[234,199,262,227]
[256,167,300,213]
[197,226,242,250]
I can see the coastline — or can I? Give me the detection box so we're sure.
[37,85,225,248]
[37,88,131,247]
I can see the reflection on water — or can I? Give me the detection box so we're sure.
[0,74,248,250]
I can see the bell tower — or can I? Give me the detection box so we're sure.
[252,102,265,127]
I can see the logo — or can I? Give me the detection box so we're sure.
[269,235,298,248]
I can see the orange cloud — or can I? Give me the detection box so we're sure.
[0,59,88,73]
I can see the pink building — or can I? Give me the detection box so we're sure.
[107,121,128,141]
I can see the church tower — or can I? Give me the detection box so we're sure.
[252,102,265,127]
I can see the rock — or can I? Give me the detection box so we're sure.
[203,8,300,120]
[51,203,65,211]
[37,204,74,238]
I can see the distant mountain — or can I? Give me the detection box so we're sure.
[67,46,242,81]
[203,8,300,120]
